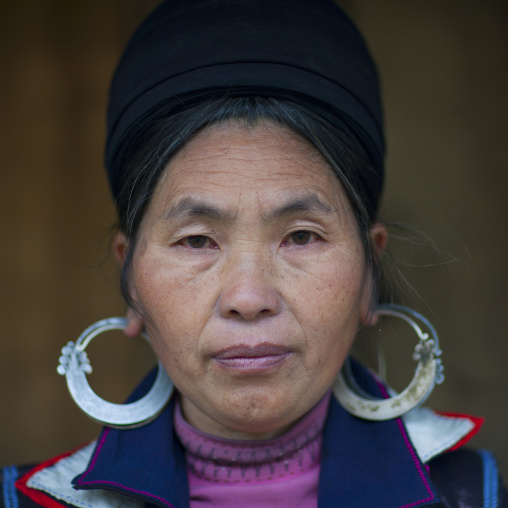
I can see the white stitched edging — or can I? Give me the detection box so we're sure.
[26,442,144,508]
[403,407,475,463]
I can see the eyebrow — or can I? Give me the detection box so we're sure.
[161,193,334,225]
[162,197,237,225]
[261,193,334,223]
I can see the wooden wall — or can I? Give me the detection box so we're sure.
[0,0,507,477]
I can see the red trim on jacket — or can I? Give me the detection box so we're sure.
[15,443,91,508]
[435,411,485,452]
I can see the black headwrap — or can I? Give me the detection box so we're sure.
[106,0,384,200]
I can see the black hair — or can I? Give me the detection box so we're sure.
[115,96,384,312]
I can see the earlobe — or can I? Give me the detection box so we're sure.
[125,307,145,337]
[361,303,379,328]
[113,231,129,267]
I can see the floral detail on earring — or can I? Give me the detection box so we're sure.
[57,342,92,375]
[413,338,444,385]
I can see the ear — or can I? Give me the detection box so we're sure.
[124,307,145,337]
[369,222,388,258]
[113,231,129,267]
[113,232,145,337]
[360,222,388,327]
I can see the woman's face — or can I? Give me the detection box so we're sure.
[128,121,379,440]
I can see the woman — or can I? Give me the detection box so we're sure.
[2,0,506,507]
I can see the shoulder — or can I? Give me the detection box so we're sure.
[1,464,42,507]
[401,406,508,506]
[429,448,508,508]
[0,443,145,508]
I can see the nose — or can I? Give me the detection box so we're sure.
[218,253,281,321]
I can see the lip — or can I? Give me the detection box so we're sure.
[213,344,292,372]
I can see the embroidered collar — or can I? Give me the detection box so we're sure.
[71,364,438,508]
[19,362,481,508]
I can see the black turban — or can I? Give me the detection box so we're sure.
[106,0,384,200]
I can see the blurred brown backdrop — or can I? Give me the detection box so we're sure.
[0,0,507,477]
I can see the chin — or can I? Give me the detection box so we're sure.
[217,410,298,440]
[208,386,311,439]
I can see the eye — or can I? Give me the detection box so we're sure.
[284,230,318,246]
[179,235,216,249]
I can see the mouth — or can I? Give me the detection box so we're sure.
[213,344,292,372]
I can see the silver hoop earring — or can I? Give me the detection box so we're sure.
[57,317,174,428]
[333,304,444,421]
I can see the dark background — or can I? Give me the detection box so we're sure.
[0,0,507,477]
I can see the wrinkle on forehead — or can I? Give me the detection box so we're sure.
[171,120,331,174]
[146,120,352,227]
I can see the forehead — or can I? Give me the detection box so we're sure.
[150,121,344,213]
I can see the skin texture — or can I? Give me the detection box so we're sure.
[115,121,387,440]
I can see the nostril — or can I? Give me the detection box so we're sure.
[219,281,281,320]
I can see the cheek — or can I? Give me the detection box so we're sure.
[134,245,208,309]
[131,252,210,356]
[291,253,367,367]
[297,255,366,323]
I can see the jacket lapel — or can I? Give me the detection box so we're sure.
[319,373,440,507]
[72,365,440,508]
[73,390,189,508]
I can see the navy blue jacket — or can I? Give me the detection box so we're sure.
[2,367,506,507]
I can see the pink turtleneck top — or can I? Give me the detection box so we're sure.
[173,392,331,508]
